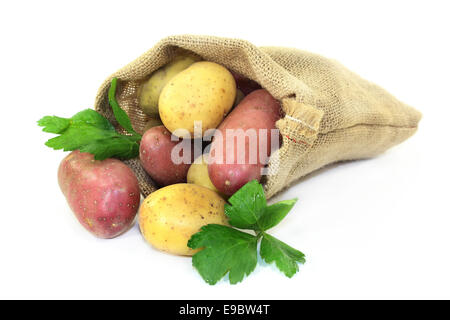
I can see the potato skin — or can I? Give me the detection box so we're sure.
[139,125,192,186]
[139,183,228,256]
[58,150,140,239]
[159,61,236,138]
[138,54,201,116]
[187,155,220,194]
[208,89,281,195]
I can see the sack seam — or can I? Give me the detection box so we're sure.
[321,122,418,135]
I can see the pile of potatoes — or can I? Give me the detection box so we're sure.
[59,52,281,256]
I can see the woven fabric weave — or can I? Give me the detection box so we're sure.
[94,35,421,198]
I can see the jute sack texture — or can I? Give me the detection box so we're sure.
[94,35,421,199]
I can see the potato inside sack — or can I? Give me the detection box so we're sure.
[138,52,201,117]
[136,57,280,197]
[187,154,221,194]
[208,89,282,196]
[139,125,198,187]
[139,184,228,256]
[158,61,237,138]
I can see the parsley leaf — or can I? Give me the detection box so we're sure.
[225,180,297,231]
[71,108,115,131]
[38,79,142,160]
[260,233,306,278]
[37,116,71,134]
[188,224,258,285]
[189,180,305,285]
[224,180,267,230]
[257,199,298,231]
[43,120,118,151]
[38,112,139,161]
[78,136,139,160]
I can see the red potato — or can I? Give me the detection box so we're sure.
[140,125,194,186]
[208,89,281,195]
[58,150,140,239]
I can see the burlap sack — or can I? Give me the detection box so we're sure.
[94,35,421,199]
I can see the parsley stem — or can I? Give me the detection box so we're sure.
[256,231,264,240]
[108,78,142,139]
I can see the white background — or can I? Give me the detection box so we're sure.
[1,0,449,300]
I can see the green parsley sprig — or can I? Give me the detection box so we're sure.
[188,180,305,285]
[37,78,141,160]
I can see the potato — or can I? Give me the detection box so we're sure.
[139,125,193,186]
[159,61,236,138]
[187,155,220,194]
[139,183,228,256]
[143,118,163,132]
[208,89,281,196]
[138,53,201,116]
[58,150,140,239]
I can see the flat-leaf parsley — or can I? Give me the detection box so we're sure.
[188,180,305,284]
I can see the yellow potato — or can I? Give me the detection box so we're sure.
[138,53,201,116]
[187,155,220,193]
[139,183,228,256]
[159,61,236,138]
